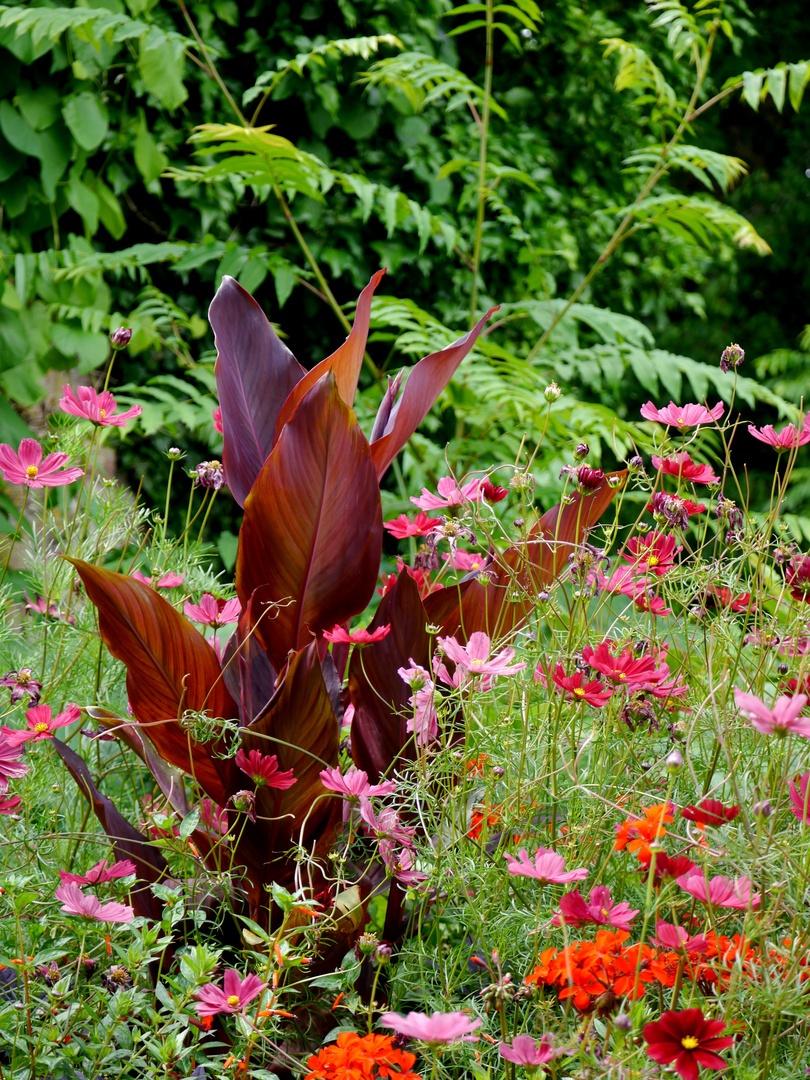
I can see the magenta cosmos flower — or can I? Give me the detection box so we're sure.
[582,641,659,687]
[622,531,682,575]
[384,512,442,538]
[552,885,638,929]
[0,439,84,489]
[640,401,724,430]
[319,764,396,802]
[54,882,134,924]
[410,475,483,511]
[0,795,21,814]
[183,593,241,627]
[234,749,297,789]
[0,667,43,705]
[0,737,29,793]
[644,1008,733,1080]
[131,569,185,589]
[1,703,81,749]
[537,662,613,707]
[59,385,142,427]
[652,920,709,954]
[651,452,719,485]
[676,870,760,909]
[788,771,810,824]
[193,969,267,1018]
[323,624,391,645]
[499,1034,562,1067]
[379,1010,481,1045]
[504,847,588,884]
[748,418,810,451]
[437,632,526,678]
[59,859,136,886]
[733,687,810,737]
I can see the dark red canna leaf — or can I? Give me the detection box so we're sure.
[370,308,497,479]
[235,372,382,672]
[210,275,305,507]
[68,559,240,806]
[221,604,278,725]
[348,570,430,780]
[273,269,386,439]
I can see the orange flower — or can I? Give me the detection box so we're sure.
[305,1031,422,1080]
[614,803,674,861]
[467,803,502,841]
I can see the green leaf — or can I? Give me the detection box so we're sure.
[742,70,764,111]
[273,263,296,308]
[133,108,167,184]
[17,84,61,131]
[138,33,188,111]
[39,125,71,202]
[62,92,108,151]
[96,179,126,240]
[789,61,810,112]
[0,100,42,157]
[766,65,787,113]
[51,322,109,374]
[67,176,99,235]
[179,807,201,839]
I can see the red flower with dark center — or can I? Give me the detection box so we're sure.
[681,798,740,828]
[705,586,752,612]
[639,851,697,886]
[643,1008,733,1080]
[652,453,719,485]
[786,556,810,602]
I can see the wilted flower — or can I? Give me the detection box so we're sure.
[0,439,84,489]
[719,342,744,373]
[0,668,43,705]
[194,460,225,489]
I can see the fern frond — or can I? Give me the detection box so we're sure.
[600,38,678,106]
[0,5,190,48]
[357,51,507,119]
[619,194,772,255]
[624,144,748,194]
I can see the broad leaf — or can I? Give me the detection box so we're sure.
[273,269,386,439]
[235,372,382,671]
[210,275,305,507]
[348,570,430,779]
[221,605,278,725]
[69,559,239,806]
[370,308,497,478]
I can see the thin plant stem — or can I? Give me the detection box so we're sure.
[468,0,494,328]
[0,488,29,590]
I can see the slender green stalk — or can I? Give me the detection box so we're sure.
[468,0,494,328]
[0,488,29,590]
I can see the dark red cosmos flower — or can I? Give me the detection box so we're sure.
[638,851,696,887]
[481,479,508,503]
[705,586,752,612]
[786,556,810,603]
[681,798,740,828]
[582,641,659,687]
[573,465,604,492]
[652,452,719,485]
[643,1008,733,1080]
[536,662,613,707]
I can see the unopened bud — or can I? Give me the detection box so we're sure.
[491,766,505,778]
[752,800,772,819]
[574,442,589,460]
[665,749,684,773]
[375,943,393,964]
[543,382,561,403]
[719,342,744,374]
[614,1013,632,1032]
[167,447,183,460]
[358,932,380,955]
[110,327,132,350]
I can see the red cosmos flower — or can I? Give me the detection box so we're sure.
[652,452,719,485]
[705,586,752,612]
[183,593,241,627]
[1,704,81,749]
[0,794,21,814]
[748,418,810,451]
[212,406,224,434]
[323,624,391,645]
[641,852,696,886]
[785,555,810,602]
[634,592,672,617]
[788,772,810,824]
[572,465,604,491]
[481,479,508,502]
[0,439,84,489]
[234,749,297,790]
[582,641,659,687]
[536,662,613,707]
[384,511,442,538]
[681,798,740,828]
[622,531,682,575]
[643,1008,733,1080]
[59,385,142,427]
[640,401,724,430]
[552,885,639,930]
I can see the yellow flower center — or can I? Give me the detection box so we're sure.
[573,687,585,697]
[648,555,659,566]
[677,416,685,426]
[26,466,38,479]
[33,723,49,733]
[227,995,241,1007]
[472,560,481,569]
[614,671,626,680]
[469,658,484,667]
[17,673,30,686]
[100,409,106,419]
[681,1036,699,1050]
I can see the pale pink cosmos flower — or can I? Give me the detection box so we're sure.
[380,1010,481,1045]
[408,686,439,745]
[59,385,143,427]
[59,859,136,886]
[748,419,810,451]
[652,920,709,954]
[437,632,526,679]
[733,688,810,737]
[639,401,724,430]
[552,885,639,929]
[0,738,29,793]
[788,771,810,824]
[183,593,241,627]
[234,749,297,789]
[319,764,396,801]
[0,439,84,489]
[54,882,134,924]
[1,703,81,749]
[676,870,760,909]
[193,969,267,1018]
[499,1035,562,1067]
[504,847,588,884]
[359,798,415,854]
[411,476,483,511]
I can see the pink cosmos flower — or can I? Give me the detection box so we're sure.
[748,419,810,450]
[131,569,185,589]
[582,641,659,687]
[193,969,267,1018]
[0,738,28,793]
[676,870,760,909]
[786,555,810,603]
[443,549,490,573]
[1,703,81,748]
[651,920,709,954]
[0,795,21,814]
[733,688,810,737]
[183,593,241,627]
[213,405,224,433]
[380,1010,481,1045]
[639,401,724,430]
[380,846,428,886]
[323,624,391,645]
[537,662,613,707]
[706,586,752,612]
[0,439,84,489]
[788,771,810,824]
[319,764,396,801]
[499,1035,562,1067]
[651,452,719,485]
[0,667,43,705]
[59,385,142,427]
[59,859,136,886]
[437,632,526,679]
[384,512,442,538]
[634,592,672,617]
[411,476,483,511]
[622,531,682,576]
[54,882,134,924]
[504,847,588,884]
[359,798,415,854]
[408,686,439,745]
[552,885,639,929]
[234,749,297,789]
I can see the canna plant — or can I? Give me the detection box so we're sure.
[58,271,623,963]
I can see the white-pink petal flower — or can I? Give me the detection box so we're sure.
[733,687,810,736]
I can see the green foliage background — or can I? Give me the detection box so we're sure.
[1,0,810,550]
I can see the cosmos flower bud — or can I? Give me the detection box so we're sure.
[375,943,393,964]
[752,800,772,819]
[574,442,589,460]
[110,327,132,350]
[614,1013,632,1032]
[543,382,561,403]
[665,749,684,773]
[719,342,744,373]
[167,447,184,460]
